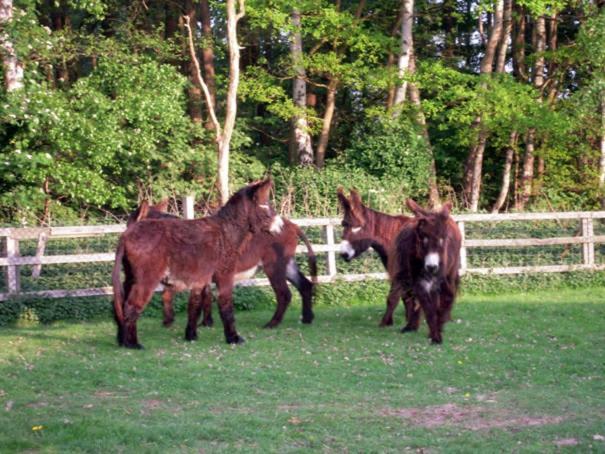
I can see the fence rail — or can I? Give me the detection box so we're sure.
[2,210,605,302]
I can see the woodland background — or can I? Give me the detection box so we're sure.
[1,0,604,225]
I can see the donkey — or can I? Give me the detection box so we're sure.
[387,200,462,344]
[337,188,415,326]
[128,199,318,329]
[112,179,279,348]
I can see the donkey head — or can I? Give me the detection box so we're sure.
[222,178,282,235]
[407,199,452,276]
[127,199,171,227]
[337,188,373,261]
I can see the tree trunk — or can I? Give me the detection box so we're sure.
[518,15,546,210]
[464,0,504,211]
[315,77,337,168]
[512,3,527,81]
[289,8,314,166]
[392,0,414,109]
[217,0,245,204]
[495,0,512,73]
[408,51,440,206]
[0,0,23,91]
[442,0,456,59]
[492,131,518,212]
[199,0,217,130]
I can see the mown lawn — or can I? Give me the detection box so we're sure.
[0,288,604,452]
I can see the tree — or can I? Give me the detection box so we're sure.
[288,8,314,166]
[184,0,245,204]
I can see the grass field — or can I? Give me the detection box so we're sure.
[0,288,604,452]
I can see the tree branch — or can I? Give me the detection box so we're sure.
[183,15,222,137]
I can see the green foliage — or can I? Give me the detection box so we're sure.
[0,60,206,223]
[345,113,432,195]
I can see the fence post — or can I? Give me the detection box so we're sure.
[183,195,195,220]
[458,221,467,274]
[5,234,20,295]
[325,223,337,279]
[582,217,595,267]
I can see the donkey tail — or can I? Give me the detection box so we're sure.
[296,226,318,284]
[112,237,126,344]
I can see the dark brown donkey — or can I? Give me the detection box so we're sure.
[112,179,279,348]
[337,188,415,327]
[128,200,318,329]
[387,200,462,344]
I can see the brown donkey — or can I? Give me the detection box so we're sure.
[128,200,318,329]
[337,188,415,326]
[112,179,279,348]
[387,200,461,344]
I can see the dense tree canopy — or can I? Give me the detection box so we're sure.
[0,0,604,224]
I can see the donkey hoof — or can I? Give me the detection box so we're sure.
[263,320,279,329]
[162,318,174,327]
[379,319,393,327]
[301,314,314,324]
[124,342,144,350]
[401,325,417,333]
[185,332,198,342]
[226,334,245,344]
[430,337,443,345]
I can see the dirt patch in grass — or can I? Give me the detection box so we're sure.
[379,403,565,431]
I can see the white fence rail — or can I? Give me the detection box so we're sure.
[2,211,605,302]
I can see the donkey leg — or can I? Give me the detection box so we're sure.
[286,258,314,324]
[401,293,422,333]
[417,291,442,344]
[123,284,153,349]
[116,274,134,346]
[185,288,205,341]
[264,267,292,329]
[215,277,244,344]
[162,286,175,327]
[380,283,402,327]
[200,286,214,327]
[437,282,456,332]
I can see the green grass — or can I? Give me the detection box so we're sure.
[1,288,604,452]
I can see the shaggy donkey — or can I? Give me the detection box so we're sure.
[387,200,462,343]
[112,179,279,348]
[129,199,318,329]
[337,188,415,326]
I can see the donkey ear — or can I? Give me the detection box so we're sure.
[337,187,351,212]
[440,201,452,218]
[406,198,431,217]
[135,200,150,222]
[253,178,273,205]
[153,198,169,213]
[349,189,363,208]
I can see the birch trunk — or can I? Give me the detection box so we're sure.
[289,8,314,166]
[392,0,414,108]
[0,0,24,91]
[217,0,245,204]
[495,0,512,73]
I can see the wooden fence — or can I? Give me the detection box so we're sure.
[1,210,605,302]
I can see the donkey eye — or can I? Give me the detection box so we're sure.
[342,221,349,228]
